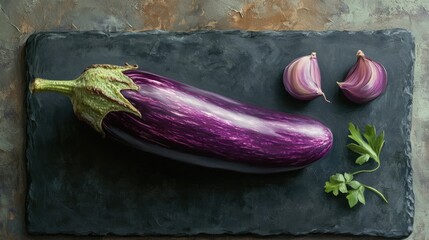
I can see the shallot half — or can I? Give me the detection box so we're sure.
[338,50,387,104]
[283,52,330,102]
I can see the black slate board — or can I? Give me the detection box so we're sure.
[25,29,414,238]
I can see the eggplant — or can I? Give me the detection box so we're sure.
[30,64,333,173]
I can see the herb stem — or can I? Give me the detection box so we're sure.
[362,184,388,203]
[351,161,380,175]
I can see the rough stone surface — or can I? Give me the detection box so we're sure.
[0,0,428,239]
[25,30,414,238]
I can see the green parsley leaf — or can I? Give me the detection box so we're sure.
[355,154,370,165]
[324,173,348,196]
[346,185,366,208]
[347,143,369,155]
[347,123,364,145]
[331,173,345,182]
[374,131,385,156]
[347,123,383,164]
[363,125,377,148]
[344,172,353,182]
[347,180,361,189]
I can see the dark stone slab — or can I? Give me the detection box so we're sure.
[25,29,414,237]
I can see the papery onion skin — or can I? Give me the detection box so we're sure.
[338,50,388,104]
[283,52,330,102]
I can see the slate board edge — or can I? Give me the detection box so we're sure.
[24,29,415,238]
[24,28,413,46]
[404,30,415,237]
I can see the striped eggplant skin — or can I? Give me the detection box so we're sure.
[102,70,333,168]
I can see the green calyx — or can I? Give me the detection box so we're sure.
[30,64,142,135]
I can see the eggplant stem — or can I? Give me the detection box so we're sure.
[30,78,76,96]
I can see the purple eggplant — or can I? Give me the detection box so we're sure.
[30,64,333,173]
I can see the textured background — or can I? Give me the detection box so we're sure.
[0,0,428,239]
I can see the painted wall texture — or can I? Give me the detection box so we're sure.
[0,0,427,239]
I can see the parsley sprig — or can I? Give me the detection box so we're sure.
[324,123,388,208]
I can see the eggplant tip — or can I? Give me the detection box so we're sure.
[29,82,34,93]
[29,78,40,93]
